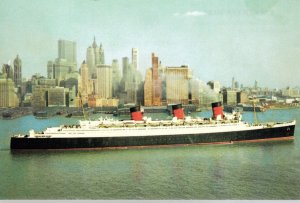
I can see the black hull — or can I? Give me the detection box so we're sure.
[10,124,295,150]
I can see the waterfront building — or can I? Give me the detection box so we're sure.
[63,71,81,107]
[31,76,56,108]
[87,95,118,108]
[0,77,19,107]
[144,53,162,106]
[282,87,300,98]
[47,87,67,107]
[23,93,32,107]
[31,86,48,108]
[237,91,249,104]
[165,65,192,105]
[223,89,237,105]
[95,65,112,99]
[86,37,105,78]
[132,48,139,70]
[13,55,22,88]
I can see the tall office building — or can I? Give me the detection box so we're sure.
[0,77,19,107]
[144,68,152,106]
[111,59,121,98]
[2,64,13,79]
[152,53,162,106]
[80,61,89,95]
[58,39,77,64]
[165,65,191,105]
[122,57,130,80]
[51,39,77,85]
[144,53,162,106]
[132,48,139,70]
[47,87,67,107]
[119,56,141,104]
[237,91,249,104]
[95,65,112,98]
[254,80,258,90]
[86,37,105,78]
[231,77,235,90]
[31,75,56,108]
[13,55,22,88]
[63,72,81,107]
[53,58,75,84]
[47,61,54,79]
[223,89,237,105]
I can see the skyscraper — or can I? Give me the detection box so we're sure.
[51,39,77,85]
[111,59,121,98]
[132,48,139,70]
[165,65,191,105]
[95,65,112,98]
[151,53,162,106]
[80,61,89,96]
[0,77,19,107]
[122,57,130,80]
[2,64,13,79]
[254,80,258,90]
[144,68,153,106]
[86,37,105,78]
[47,87,67,107]
[223,89,237,105]
[231,77,235,90]
[58,39,77,64]
[13,55,22,88]
[47,61,54,79]
[119,56,142,104]
[144,53,162,106]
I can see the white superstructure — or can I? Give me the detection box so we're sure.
[21,114,296,139]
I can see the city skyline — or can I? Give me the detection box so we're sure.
[1,0,300,88]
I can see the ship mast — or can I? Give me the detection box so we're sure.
[252,97,258,124]
[79,93,87,120]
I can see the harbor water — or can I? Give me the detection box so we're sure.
[0,108,300,199]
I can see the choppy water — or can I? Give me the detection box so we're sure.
[0,109,300,199]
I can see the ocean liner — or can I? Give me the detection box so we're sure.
[10,102,296,150]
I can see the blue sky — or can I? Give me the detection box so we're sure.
[0,0,299,88]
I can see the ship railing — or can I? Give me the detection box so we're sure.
[73,121,246,131]
[92,119,243,129]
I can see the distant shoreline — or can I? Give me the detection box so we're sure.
[268,106,300,110]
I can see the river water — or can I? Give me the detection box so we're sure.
[0,108,300,199]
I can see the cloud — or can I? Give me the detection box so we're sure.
[185,11,207,17]
[173,11,207,17]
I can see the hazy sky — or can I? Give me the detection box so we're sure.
[1,0,299,88]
